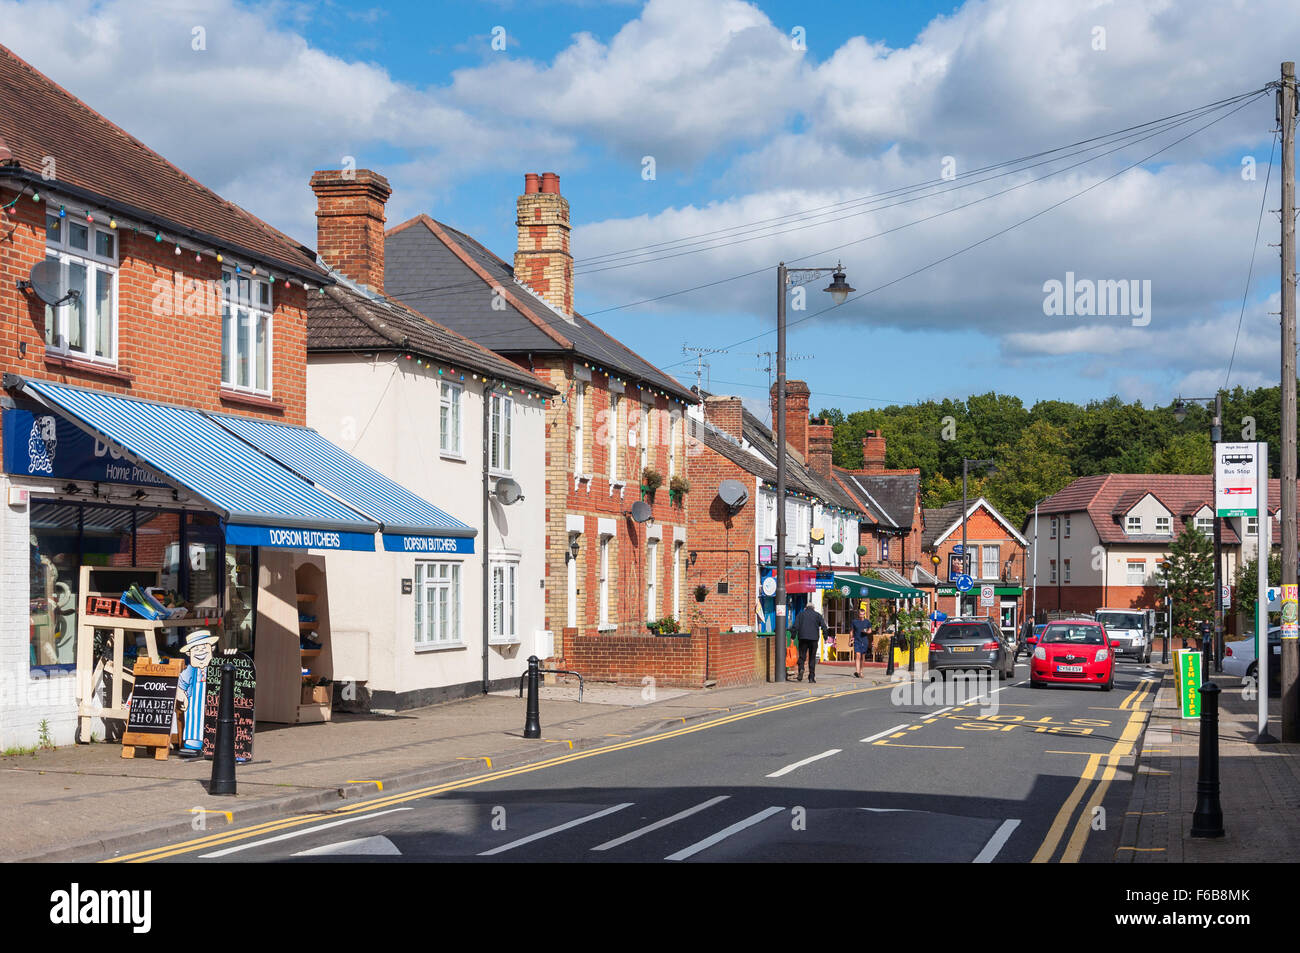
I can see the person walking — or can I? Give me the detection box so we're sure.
[793,602,830,683]
[850,605,874,678]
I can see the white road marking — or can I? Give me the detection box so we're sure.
[591,796,730,851]
[292,835,401,857]
[666,806,785,861]
[929,707,954,717]
[199,807,413,858]
[861,724,910,743]
[477,802,633,856]
[767,748,841,778]
[972,819,1021,863]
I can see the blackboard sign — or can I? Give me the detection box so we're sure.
[122,658,181,759]
[201,650,256,763]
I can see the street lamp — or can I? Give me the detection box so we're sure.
[1170,393,1224,672]
[962,458,997,615]
[774,261,854,682]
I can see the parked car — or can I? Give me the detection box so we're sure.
[1223,627,1282,691]
[1030,619,1115,691]
[928,618,1016,680]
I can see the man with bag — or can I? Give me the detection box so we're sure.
[792,603,830,683]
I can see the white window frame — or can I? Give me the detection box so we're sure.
[1155,515,1171,534]
[668,412,679,478]
[573,381,586,475]
[44,211,119,366]
[673,539,683,619]
[489,558,519,644]
[598,534,613,629]
[646,537,659,622]
[1247,516,1259,537]
[490,392,513,475]
[1126,515,1141,534]
[982,544,1000,580]
[414,560,461,648]
[221,269,274,396]
[1196,515,1213,535]
[566,531,580,629]
[1049,560,1057,584]
[1064,515,1071,538]
[440,381,463,457]
[1050,517,1057,539]
[1063,558,1071,583]
[1126,560,1146,586]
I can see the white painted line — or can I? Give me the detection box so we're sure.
[591,796,730,851]
[766,748,841,778]
[929,706,954,717]
[861,724,910,743]
[972,818,1021,863]
[292,835,401,857]
[666,806,785,861]
[199,807,413,858]
[478,802,633,856]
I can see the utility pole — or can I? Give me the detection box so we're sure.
[775,264,789,682]
[1212,393,1223,674]
[1280,61,1298,741]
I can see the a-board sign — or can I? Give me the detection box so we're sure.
[122,657,182,759]
[1177,649,1203,719]
[201,650,256,763]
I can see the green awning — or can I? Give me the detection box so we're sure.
[831,574,925,600]
[935,585,1024,597]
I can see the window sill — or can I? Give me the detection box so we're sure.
[414,641,466,654]
[44,354,132,385]
[489,636,521,646]
[597,624,617,633]
[440,451,467,463]
[489,469,513,480]
[220,388,285,413]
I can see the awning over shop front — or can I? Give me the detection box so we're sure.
[7,377,456,553]
[832,573,925,600]
[213,414,474,554]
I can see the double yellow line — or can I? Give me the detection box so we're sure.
[1031,680,1155,863]
[109,683,891,863]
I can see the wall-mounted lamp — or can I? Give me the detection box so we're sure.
[687,550,699,568]
[565,536,580,564]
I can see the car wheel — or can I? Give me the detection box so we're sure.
[1031,677,1044,689]
[1247,662,1258,680]
[1102,672,1114,691]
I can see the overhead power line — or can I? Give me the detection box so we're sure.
[1225,127,1279,388]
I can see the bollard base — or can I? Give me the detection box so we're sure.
[1253,730,1279,745]
[1189,824,1226,839]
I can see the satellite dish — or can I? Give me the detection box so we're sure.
[494,478,523,505]
[22,259,80,307]
[629,500,653,523]
[718,479,749,515]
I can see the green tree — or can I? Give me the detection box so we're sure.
[984,420,1074,527]
[1149,431,1211,474]
[1232,551,1282,619]
[1155,525,1215,644]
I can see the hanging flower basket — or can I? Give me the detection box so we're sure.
[694,584,708,603]
[832,541,844,555]
[856,545,868,557]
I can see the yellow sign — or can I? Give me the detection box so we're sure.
[1178,649,1202,719]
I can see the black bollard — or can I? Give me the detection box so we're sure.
[907,633,915,673]
[523,655,541,739]
[885,634,895,677]
[1190,682,1224,838]
[209,659,237,796]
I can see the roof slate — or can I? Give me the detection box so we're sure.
[0,44,323,280]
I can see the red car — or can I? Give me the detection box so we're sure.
[1029,619,1114,691]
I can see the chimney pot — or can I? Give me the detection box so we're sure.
[524,173,540,194]
[540,172,561,194]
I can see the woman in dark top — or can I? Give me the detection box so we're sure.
[850,605,874,678]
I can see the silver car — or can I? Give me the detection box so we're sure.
[928,618,1016,680]
[1223,627,1281,690]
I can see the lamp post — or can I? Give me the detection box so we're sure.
[1173,393,1224,673]
[775,262,853,681]
[962,458,996,616]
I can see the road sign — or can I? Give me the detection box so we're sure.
[1215,442,1261,517]
[952,545,965,556]
[1221,584,1231,609]
[980,584,995,607]
[955,574,973,592]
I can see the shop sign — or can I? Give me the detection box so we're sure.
[202,650,256,763]
[814,571,835,590]
[1177,649,1202,719]
[3,408,167,486]
[226,523,377,552]
[382,533,475,555]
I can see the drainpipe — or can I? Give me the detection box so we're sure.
[482,378,495,694]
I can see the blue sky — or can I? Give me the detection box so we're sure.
[3,0,1294,420]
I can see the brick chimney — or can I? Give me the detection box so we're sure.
[862,430,887,474]
[310,169,392,292]
[807,418,834,480]
[703,395,744,440]
[515,172,574,321]
[770,380,811,457]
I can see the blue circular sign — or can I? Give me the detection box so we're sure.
[955,574,974,592]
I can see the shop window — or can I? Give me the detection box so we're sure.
[440,381,462,456]
[221,270,272,396]
[225,545,258,655]
[29,503,84,672]
[44,212,118,364]
[490,392,512,474]
[415,561,460,646]
[490,560,518,643]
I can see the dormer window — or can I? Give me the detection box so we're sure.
[1126,515,1141,534]
[1196,515,1213,535]
[1155,516,1171,534]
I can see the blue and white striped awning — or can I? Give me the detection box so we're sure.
[213,414,475,554]
[15,378,379,551]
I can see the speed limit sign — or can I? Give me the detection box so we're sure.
[980,584,995,608]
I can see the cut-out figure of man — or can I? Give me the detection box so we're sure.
[175,630,219,757]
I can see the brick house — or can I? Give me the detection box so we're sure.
[383,174,697,661]
[923,497,1028,637]
[1025,474,1278,633]
[832,431,930,588]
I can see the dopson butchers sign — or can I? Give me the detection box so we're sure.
[201,650,256,763]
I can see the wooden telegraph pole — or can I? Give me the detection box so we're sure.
[1280,62,1298,741]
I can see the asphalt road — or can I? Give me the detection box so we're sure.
[123,659,1162,863]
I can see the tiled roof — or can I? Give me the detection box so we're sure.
[838,471,920,530]
[922,501,967,548]
[0,44,323,281]
[384,215,694,402]
[1035,474,1259,546]
[306,273,553,394]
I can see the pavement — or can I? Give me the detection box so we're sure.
[1118,658,1300,862]
[0,663,892,862]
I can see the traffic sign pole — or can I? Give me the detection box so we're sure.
[1257,447,1276,744]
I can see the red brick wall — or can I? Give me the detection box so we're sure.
[683,431,755,632]
[559,626,763,688]
[310,169,392,293]
[1,185,308,460]
[769,380,810,457]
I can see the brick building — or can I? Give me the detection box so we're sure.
[383,174,697,661]
[833,431,930,587]
[923,497,1028,637]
